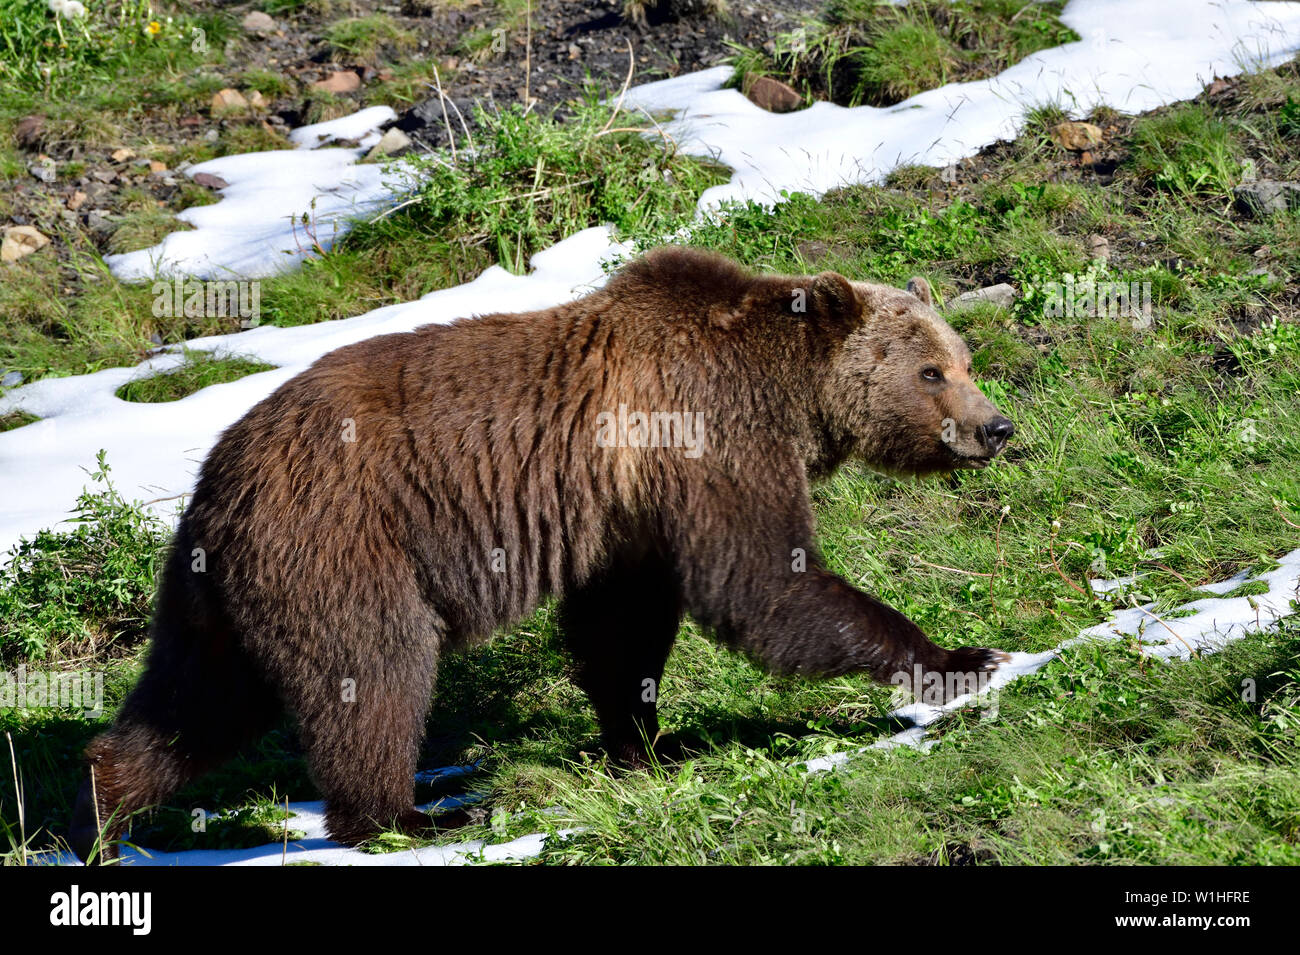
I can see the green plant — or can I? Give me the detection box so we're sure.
[0,0,230,96]
[0,451,170,662]
[396,100,727,274]
[115,351,276,403]
[727,0,1078,108]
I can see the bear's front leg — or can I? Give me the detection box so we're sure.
[723,566,1007,702]
[672,470,1009,704]
[558,555,684,766]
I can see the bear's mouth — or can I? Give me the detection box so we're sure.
[944,444,994,469]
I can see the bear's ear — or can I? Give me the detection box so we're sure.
[806,271,861,329]
[905,276,934,307]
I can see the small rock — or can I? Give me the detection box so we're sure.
[192,172,230,190]
[148,160,168,173]
[28,158,56,184]
[90,168,116,184]
[204,129,220,143]
[1206,76,1234,97]
[14,115,45,149]
[1254,245,1270,258]
[1,371,24,388]
[68,190,87,211]
[86,209,112,232]
[1,225,52,263]
[1088,234,1110,263]
[949,284,1018,311]
[313,71,362,94]
[1049,121,1103,151]
[1247,267,1275,282]
[212,88,249,113]
[150,332,164,346]
[744,75,802,114]
[241,10,276,33]
[1079,150,1094,165]
[111,147,135,162]
[247,90,268,110]
[365,127,413,160]
[1232,180,1300,217]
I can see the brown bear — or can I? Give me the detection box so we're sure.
[70,246,1014,861]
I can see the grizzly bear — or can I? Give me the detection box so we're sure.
[70,246,1014,861]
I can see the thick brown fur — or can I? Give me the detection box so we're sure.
[70,246,1013,861]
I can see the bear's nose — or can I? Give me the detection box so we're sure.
[978,416,1015,454]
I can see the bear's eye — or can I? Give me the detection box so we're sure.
[920,367,944,382]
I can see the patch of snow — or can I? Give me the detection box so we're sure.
[105,108,399,281]
[624,0,1300,210]
[1,226,627,556]
[1088,572,1145,594]
[40,797,569,867]
[288,105,397,149]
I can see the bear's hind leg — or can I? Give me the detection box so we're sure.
[286,634,441,846]
[559,556,683,767]
[70,626,280,863]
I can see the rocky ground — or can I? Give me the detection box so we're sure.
[2,0,817,287]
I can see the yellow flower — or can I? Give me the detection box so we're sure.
[146,20,162,36]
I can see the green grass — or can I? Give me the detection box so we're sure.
[530,627,1300,864]
[0,452,170,665]
[387,100,729,275]
[0,97,725,381]
[729,0,1078,108]
[324,14,417,64]
[1130,105,1243,199]
[0,411,39,432]
[114,351,276,403]
[0,0,232,96]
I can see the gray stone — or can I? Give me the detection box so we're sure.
[365,127,413,160]
[86,209,113,232]
[192,172,230,190]
[1233,180,1300,217]
[241,11,276,33]
[2,371,24,388]
[28,159,56,184]
[948,283,1018,311]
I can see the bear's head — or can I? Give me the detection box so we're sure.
[815,272,1014,478]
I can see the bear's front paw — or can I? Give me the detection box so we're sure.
[946,646,1011,673]
[927,646,1011,703]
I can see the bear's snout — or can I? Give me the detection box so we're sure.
[975,416,1015,455]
